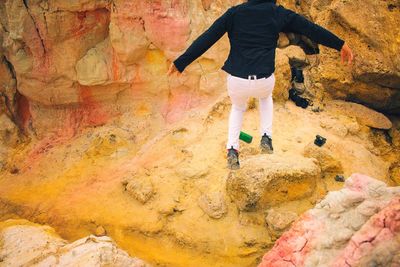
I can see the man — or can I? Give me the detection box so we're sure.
[168,0,353,170]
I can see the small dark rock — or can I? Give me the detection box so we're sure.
[388,4,396,11]
[10,167,19,174]
[335,175,345,182]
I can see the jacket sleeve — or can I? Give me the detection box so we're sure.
[173,8,234,73]
[277,6,344,51]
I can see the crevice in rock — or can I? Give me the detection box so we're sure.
[3,56,16,80]
[109,0,117,13]
[42,11,49,35]
[0,19,9,33]
[389,162,400,185]
[22,0,47,55]
[1,57,18,124]
[1,56,27,134]
[139,17,146,33]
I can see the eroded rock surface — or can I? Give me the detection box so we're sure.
[227,154,321,211]
[0,220,150,267]
[0,1,399,267]
[198,191,228,219]
[259,173,400,267]
[301,0,400,114]
[0,0,398,139]
[265,209,298,240]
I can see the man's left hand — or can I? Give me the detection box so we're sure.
[167,63,180,76]
[340,43,354,65]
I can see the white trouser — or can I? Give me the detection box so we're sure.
[226,73,275,150]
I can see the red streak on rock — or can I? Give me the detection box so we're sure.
[22,13,51,77]
[161,88,203,124]
[259,213,323,267]
[25,86,112,169]
[26,126,76,170]
[112,48,120,81]
[330,198,400,267]
[78,85,110,127]
[70,9,110,39]
[143,0,190,52]
[16,92,31,130]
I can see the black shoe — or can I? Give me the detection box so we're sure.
[227,146,240,170]
[260,134,273,154]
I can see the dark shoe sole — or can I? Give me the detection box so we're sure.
[227,157,240,170]
[260,145,273,154]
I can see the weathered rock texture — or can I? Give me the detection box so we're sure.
[0,1,399,267]
[300,0,400,114]
[259,173,400,267]
[0,219,150,267]
[1,0,399,140]
[0,0,242,139]
[227,154,321,211]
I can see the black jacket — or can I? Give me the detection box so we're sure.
[173,0,344,79]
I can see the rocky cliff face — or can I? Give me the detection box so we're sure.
[298,0,400,114]
[1,0,398,136]
[0,0,399,266]
[0,0,242,140]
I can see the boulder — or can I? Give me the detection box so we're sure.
[303,142,343,175]
[0,219,151,267]
[75,40,110,86]
[265,209,298,239]
[124,175,155,204]
[327,100,393,129]
[258,173,400,267]
[198,191,227,219]
[109,1,150,65]
[226,154,321,211]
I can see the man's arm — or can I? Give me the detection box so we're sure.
[173,8,234,73]
[278,6,345,51]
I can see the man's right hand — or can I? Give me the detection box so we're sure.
[341,43,354,65]
[167,62,180,76]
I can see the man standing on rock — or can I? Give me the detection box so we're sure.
[168,0,353,170]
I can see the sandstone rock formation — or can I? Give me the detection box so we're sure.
[227,154,321,211]
[0,219,150,267]
[124,173,155,204]
[299,0,400,114]
[0,0,398,139]
[327,100,393,130]
[265,209,298,240]
[0,0,399,266]
[259,173,400,267]
[198,191,228,219]
[0,0,243,138]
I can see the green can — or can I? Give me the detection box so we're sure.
[239,131,253,144]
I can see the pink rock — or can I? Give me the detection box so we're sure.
[259,214,322,267]
[143,0,190,53]
[259,174,400,267]
[331,198,400,266]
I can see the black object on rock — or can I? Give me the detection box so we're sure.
[289,88,310,109]
[335,175,345,182]
[291,67,304,83]
[314,135,327,147]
